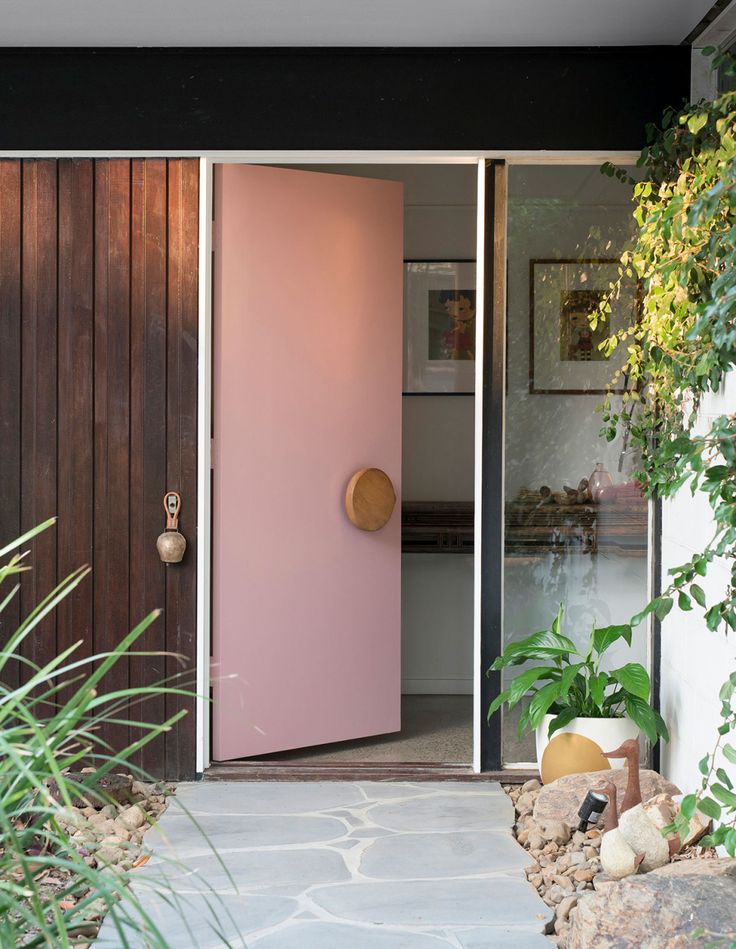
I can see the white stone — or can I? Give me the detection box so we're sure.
[118,804,146,830]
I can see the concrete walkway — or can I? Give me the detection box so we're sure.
[99,782,552,948]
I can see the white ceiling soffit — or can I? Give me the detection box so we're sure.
[692,0,736,46]
[0,0,717,47]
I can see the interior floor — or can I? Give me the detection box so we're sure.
[251,695,472,765]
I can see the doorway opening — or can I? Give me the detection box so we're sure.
[208,161,479,772]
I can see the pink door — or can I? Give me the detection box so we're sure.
[212,164,403,761]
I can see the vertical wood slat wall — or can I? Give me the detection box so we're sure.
[0,158,199,780]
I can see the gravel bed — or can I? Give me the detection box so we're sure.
[30,772,172,945]
[503,780,717,947]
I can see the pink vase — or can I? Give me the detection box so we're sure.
[589,463,613,502]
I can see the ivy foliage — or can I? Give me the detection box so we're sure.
[598,52,736,857]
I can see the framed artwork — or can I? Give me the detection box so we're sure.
[529,258,639,395]
[404,261,477,394]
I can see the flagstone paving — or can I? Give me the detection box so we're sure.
[98,781,552,947]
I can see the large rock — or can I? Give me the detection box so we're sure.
[47,772,134,808]
[568,858,736,948]
[642,793,711,848]
[534,768,680,827]
[538,819,571,846]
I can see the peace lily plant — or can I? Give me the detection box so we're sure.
[488,605,668,764]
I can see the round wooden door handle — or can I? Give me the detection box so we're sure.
[345,468,396,531]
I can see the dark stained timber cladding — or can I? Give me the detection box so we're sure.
[0,159,199,780]
[20,160,58,672]
[129,158,168,775]
[164,158,199,780]
[0,47,690,150]
[57,159,94,671]
[0,161,22,688]
[94,158,132,759]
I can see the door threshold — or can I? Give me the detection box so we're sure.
[204,761,539,783]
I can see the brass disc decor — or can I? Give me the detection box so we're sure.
[345,468,396,531]
[541,732,611,785]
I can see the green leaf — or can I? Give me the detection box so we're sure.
[624,693,658,744]
[547,706,578,738]
[678,590,692,611]
[588,671,608,711]
[697,796,722,820]
[723,744,736,765]
[680,793,696,820]
[560,662,584,693]
[591,624,632,655]
[687,114,707,135]
[487,688,512,721]
[517,704,532,739]
[489,628,577,670]
[611,663,651,700]
[630,601,656,627]
[654,597,674,621]
[504,667,557,710]
[726,829,736,857]
[690,583,706,607]
[694,559,708,577]
[705,464,730,480]
[0,517,57,559]
[719,677,735,702]
[527,681,565,729]
[698,754,710,776]
[711,783,736,808]
[706,605,723,631]
[653,707,670,743]
[631,596,674,626]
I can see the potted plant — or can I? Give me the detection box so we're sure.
[487,605,668,773]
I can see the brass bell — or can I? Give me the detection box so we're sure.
[157,492,186,564]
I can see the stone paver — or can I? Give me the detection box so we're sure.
[456,928,552,948]
[98,781,552,947]
[369,793,511,832]
[360,830,530,878]
[145,813,346,854]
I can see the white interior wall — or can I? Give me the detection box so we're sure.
[311,164,477,694]
[400,166,476,694]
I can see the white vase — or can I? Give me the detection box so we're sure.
[535,714,640,770]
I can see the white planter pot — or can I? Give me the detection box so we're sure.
[536,714,639,771]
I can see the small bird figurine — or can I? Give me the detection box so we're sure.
[603,738,670,872]
[597,781,644,880]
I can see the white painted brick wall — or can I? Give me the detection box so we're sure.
[660,375,736,792]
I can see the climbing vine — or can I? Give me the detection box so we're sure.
[597,50,736,854]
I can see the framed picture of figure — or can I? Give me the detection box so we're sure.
[529,258,639,395]
[403,261,477,394]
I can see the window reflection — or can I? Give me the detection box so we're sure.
[502,165,648,765]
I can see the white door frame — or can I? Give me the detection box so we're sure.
[195,149,640,775]
[0,146,640,775]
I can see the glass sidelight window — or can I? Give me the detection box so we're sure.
[501,163,648,765]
